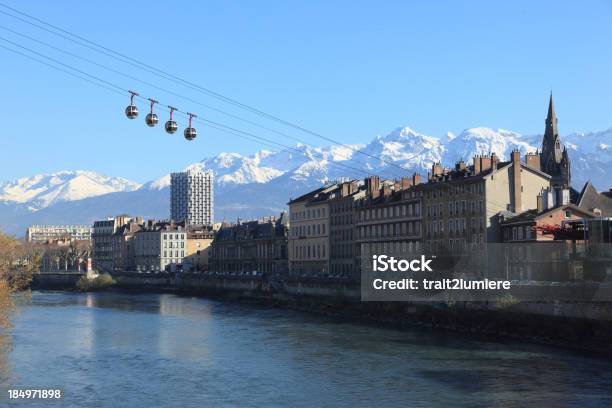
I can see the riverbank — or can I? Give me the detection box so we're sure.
[31,271,612,356]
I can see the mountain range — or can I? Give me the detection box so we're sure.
[1,126,610,236]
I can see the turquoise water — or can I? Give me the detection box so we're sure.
[1,291,611,407]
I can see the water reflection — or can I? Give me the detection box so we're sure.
[1,291,611,407]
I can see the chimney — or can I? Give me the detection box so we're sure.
[431,163,443,180]
[412,173,421,186]
[401,177,412,189]
[525,152,541,171]
[455,161,466,171]
[383,185,392,197]
[558,188,570,206]
[491,153,499,170]
[341,182,350,197]
[473,155,482,174]
[480,155,492,173]
[511,149,522,212]
[536,190,544,213]
[366,176,380,199]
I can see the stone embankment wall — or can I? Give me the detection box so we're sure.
[32,271,612,353]
[32,272,84,289]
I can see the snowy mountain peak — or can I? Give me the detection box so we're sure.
[0,170,141,210]
[1,125,609,232]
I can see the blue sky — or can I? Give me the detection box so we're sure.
[1,0,611,183]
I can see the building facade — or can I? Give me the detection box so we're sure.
[329,181,366,278]
[416,150,551,252]
[170,169,214,226]
[26,225,92,243]
[111,221,142,271]
[288,185,336,277]
[355,175,423,275]
[184,226,216,272]
[211,214,288,275]
[499,203,593,244]
[92,215,133,272]
[133,221,187,272]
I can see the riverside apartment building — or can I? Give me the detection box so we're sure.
[287,184,337,276]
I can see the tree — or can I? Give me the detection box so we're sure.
[0,230,19,328]
[0,230,40,292]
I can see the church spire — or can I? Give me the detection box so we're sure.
[545,92,558,138]
[543,92,561,163]
[540,93,571,189]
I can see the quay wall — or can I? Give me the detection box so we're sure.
[32,272,84,289]
[31,271,612,353]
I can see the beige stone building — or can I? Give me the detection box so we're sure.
[184,226,215,272]
[415,150,551,255]
[288,184,338,276]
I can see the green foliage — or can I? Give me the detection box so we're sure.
[76,273,116,291]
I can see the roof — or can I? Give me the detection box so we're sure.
[415,159,550,189]
[576,181,612,216]
[287,186,329,205]
[500,203,595,226]
[214,214,288,242]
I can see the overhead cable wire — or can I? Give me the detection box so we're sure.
[0,38,376,180]
[0,23,402,178]
[0,2,411,173]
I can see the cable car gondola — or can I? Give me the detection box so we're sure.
[125,90,139,119]
[165,106,178,134]
[184,113,197,141]
[145,98,159,127]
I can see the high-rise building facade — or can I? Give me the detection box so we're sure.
[170,169,214,226]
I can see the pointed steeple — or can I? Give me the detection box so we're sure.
[540,93,571,189]
[545,92,558,137]
[542,92,562,163]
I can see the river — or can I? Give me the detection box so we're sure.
[1,291,611,407]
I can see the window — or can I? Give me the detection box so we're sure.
[565,210,571,218]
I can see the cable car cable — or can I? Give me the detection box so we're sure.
[0,2,410,173]
[0,41,380,180]
[0,22,403,176]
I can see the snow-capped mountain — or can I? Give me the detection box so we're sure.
[0,126,610,236]
[0,171,141,211]
[360,127,444,174]
[442,128,537,165]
